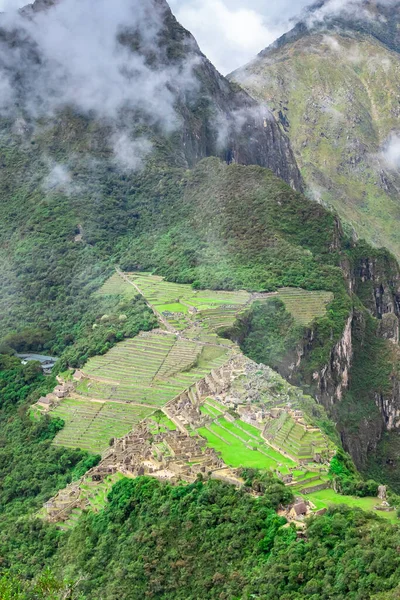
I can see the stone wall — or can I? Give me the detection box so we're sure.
[300,482,331,495]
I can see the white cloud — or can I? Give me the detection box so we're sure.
[112,133,153,172]
[4,0,181,125]
[169,0,400,74]
[306,0,400,26]
[0,0,320,76]
[0,0,25,9]
[381,134,400,170]
[43,163,72,190]
[0,0,203,171]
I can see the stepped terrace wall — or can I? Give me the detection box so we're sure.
[51,398,153,454]
[44,328,234,453]
[275,288,334,326]
[78,332,233,407]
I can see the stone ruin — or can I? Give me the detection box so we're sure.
[165,354,248,428]
[378,485,387,500]
[44,422,231,523]
[34,380,74,413]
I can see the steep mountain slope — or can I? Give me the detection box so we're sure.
[231,0,400,260]
[0,0,301,183]
[0,0,400,485]
[9,146,400,487]
[0,0,302,351]
[4,2,400,597]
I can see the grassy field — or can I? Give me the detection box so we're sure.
[204,398,226,413]
[198,416,294,472]
[199,427,280,470]
[304,488,398,522]
[147,413,177,434]
[95,273,138,299]
[51,398,153,454]
[200,405,219,418]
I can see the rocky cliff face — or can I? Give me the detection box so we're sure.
[315,313,354,405]
[226,0,400,476]
[287,246,400,471]
[230,0,400,257]
[4,0,302,190]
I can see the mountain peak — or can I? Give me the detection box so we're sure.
[20,0,58,14]
[230,0,400,261]
[259,0,400,58]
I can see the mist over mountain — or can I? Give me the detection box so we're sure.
[231,0,400,259]
[0,0,301,184]
[269,0,400,55]
[3,1,400,599]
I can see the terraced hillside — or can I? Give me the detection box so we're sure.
[50,332,232,453]
[121,272,333,331]
[95,273,138,299]
[275,289,334,327]
[51,399,152,454]
[198,411,295,473]
[48,272,334,456]
[49,272,250,453]
[263,411,332,463]
[197,393,334,474]
[127,272,252,333]
[77,332,231,407]
[45,270,389,528]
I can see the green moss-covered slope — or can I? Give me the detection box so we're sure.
[231,26,400,260]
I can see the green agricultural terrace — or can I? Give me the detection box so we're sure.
[95,272,138,299]
[124,272,333,330]
[274,288,334,326]
[263,410,333,462]
[198,416,295,473]
[127,271,252,333]
[96,272,333,331]
[76,331,232,406]
[49,331,233,453]
[51,398,153,454]
[47,272,334,457]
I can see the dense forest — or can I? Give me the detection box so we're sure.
[1,356,400,600]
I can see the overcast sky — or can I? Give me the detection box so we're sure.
[169,0,311,74]
[0,0,311,74]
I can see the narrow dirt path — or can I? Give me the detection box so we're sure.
[116,268,177,334]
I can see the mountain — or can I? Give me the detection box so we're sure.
[0,0,399,494]
[231,0,400,260]
[1,0,302,184]
[0,0,303,348]
[3,1,400,598]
